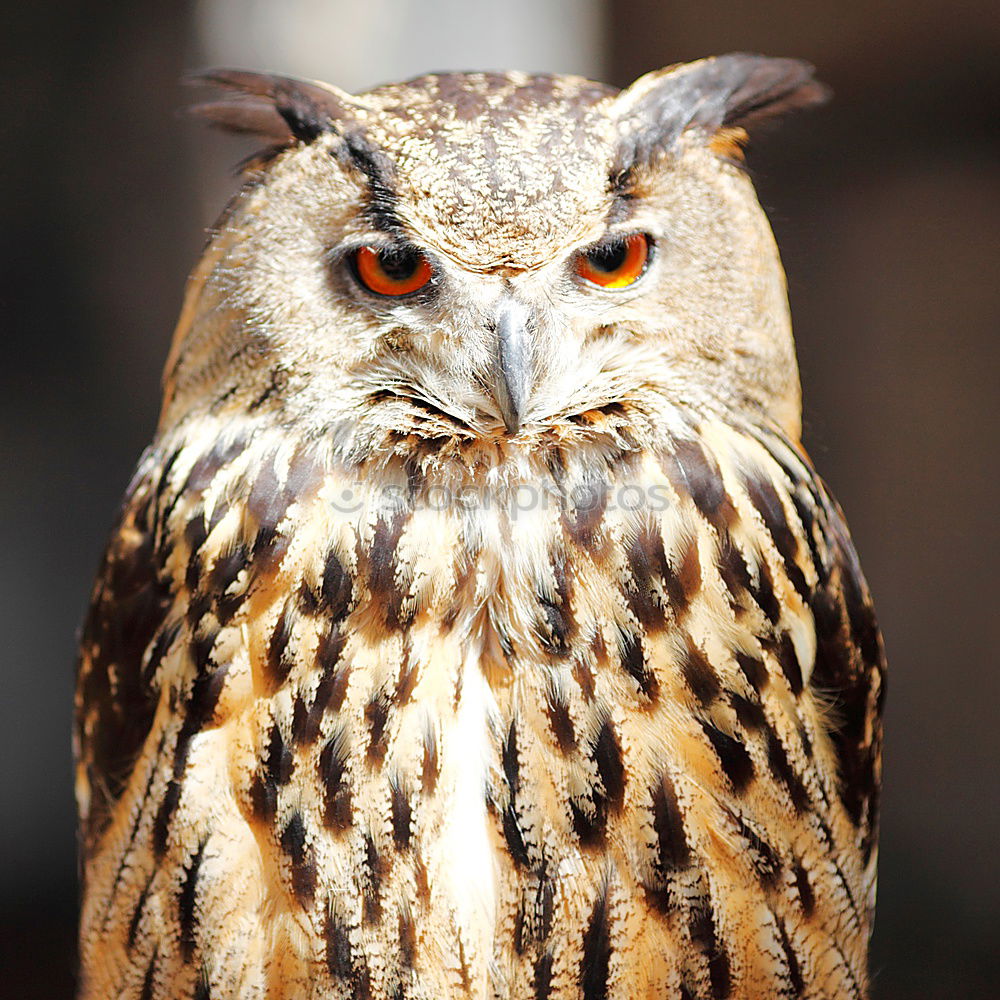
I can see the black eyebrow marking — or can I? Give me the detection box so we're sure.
[336,131,405,235]
[605,166,638,225]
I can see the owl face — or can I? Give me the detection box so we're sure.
[166,58,827,446]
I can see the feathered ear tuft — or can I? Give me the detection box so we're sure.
[186,69,363,147]
[611,53,830,171]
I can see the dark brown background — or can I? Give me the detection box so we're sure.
[2,2,997,997]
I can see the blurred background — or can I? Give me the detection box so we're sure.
[2,1,997,996]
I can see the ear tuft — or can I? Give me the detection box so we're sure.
[185,69,361,147]
[612,53,830,171]
[714,55,830,130]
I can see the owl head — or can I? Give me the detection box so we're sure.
[166,55,826,454]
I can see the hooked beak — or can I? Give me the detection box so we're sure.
[491,299,532,435]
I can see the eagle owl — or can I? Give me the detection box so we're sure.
[75,54,885,999]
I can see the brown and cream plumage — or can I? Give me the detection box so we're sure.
[75,55,885,999]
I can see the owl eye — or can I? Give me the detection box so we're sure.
[575,233,651,289]
[351,245,433,297]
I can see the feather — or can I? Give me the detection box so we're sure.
[185,69,362,145]
[612,53,830,171]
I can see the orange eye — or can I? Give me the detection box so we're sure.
[575,232,651,289]
[352,245,433,297]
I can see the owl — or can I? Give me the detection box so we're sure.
[75,54,885,1000]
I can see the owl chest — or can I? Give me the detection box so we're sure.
[111,422,848,996]
[164,428,750,933]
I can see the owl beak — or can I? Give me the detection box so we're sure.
[491,300,532,435]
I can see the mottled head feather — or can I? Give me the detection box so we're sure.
[189,58,827,189]
[188,70,621,251]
